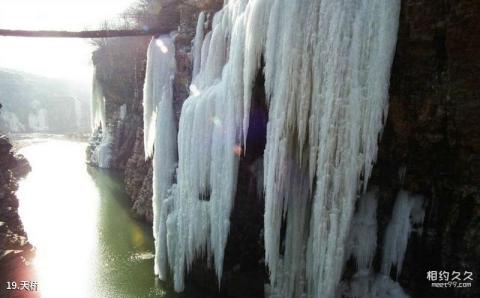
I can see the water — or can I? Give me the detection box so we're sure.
[16,139,197,298]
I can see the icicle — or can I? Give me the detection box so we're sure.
[192,12,206,79]
[341,189,424,298]
[90,66,111,168]
[141,35,177,280]
[119,104,127,120]
[91,67,106,132]
[381,190,425,278]
[348,190,378,272]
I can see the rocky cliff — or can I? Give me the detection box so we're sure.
[0,135,35,298]
[87,0,479,297]
[369,1,479,297]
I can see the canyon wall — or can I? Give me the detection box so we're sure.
[370,1,479,297]
[87,0,479,297]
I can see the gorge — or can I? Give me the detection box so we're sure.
[0,0,478,297]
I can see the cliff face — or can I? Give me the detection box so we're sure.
[0,136,35,297]
[89,0,478,297]
[370,0,480,297]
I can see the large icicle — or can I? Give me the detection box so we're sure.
[90,67,111,168]
[149,0,401,295]
[192,12,206,80]
[91,68,106,132]
[142,36,177,279]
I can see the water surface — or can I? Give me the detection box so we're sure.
[16,139,188,298]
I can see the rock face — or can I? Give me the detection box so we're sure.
[88,0,478,297]
[369,1,480,297]
[0,135,36,298]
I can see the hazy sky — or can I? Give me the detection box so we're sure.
[0,0,138,84]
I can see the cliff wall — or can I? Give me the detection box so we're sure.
[88,0,479,297]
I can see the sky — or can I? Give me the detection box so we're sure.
[0,0,138,84]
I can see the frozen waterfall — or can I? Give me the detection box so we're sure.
[90,67,112,168]
[144,0,402,296]
[142,36,177,281]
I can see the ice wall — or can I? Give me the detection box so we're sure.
[146,0,401,295]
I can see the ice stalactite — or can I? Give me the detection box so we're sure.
[91,69,106,132]
[341,190,425,298]
[261,1,401,297]
[142,36,177,280]
[192,12,206,80]
[90,67,111,168]
[348,190,378,273]
[148,0,401,295]
[381,190,425,278]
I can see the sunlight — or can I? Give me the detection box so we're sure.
[0,0,138,83]
[17,141,101,298]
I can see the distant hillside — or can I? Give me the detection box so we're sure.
[0,68,90,133]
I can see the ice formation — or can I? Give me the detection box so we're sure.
[146,0,401,296]
[342,190,425,298]
[142,36,177,280]
[348,190,378,272]
[90,67,112,168]
[192,12,206,79]
[28,108,49,131]
[0,109,25,132]
[91,69,106,132]
[381,190,425,278]
[119,104,127,120]
[260,0,401,297]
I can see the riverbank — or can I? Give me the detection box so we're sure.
[9,133,90,150]
[0,135,36,298]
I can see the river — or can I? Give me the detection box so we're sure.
[16,138,198,298]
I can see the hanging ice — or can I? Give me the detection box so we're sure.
[261,1,401,297]
[90,67,112,168]
[147,0,401,296]
[341,190,425,298]
[142,35,177,280]
[381,190,425,278]
[91,68,106,132]
[348,190,378,273]
[192,12,206,80]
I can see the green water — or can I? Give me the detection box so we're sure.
[16,139,202,298]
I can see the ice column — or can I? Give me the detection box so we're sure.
[142,35,177,279]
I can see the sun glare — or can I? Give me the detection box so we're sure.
[0,0,138,83]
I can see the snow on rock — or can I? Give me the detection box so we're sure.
[146,0,401,295]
